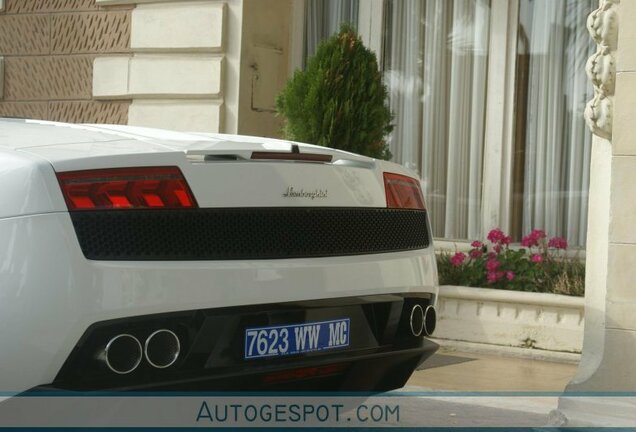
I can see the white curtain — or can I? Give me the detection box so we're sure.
[305,0,359,64]
[520,0,594,246]
[384,0,490,239]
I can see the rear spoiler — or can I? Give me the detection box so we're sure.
[185,140,376,168]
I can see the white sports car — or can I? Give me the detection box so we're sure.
[0,118,438,393]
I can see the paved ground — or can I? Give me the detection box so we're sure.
[411,347,578,392]
[394,347,580,427]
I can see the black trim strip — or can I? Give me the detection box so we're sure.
[69,207,430,261]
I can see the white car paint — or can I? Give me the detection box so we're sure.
[0,118,438,392]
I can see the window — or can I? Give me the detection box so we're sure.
[511,0,595,246]
[383,0,491,240]
[293,0,596,247]
[304,0,360,66]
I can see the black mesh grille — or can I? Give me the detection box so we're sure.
[69,208,430,260]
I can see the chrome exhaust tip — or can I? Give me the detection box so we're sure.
[423,305,437,336]
[409,304,425,337]
[144,329,180,369]
[99,334,143,374]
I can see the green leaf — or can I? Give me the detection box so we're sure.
[276,23,393,160]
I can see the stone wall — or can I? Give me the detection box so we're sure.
[555,0,636,426]
[93,0,227,132]
[0,0,291,134]
[237,0,292,138]
[0,0,132,123]
[436,286,585,354]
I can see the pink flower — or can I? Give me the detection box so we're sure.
[548,237,568,250]
[530,254,543,263]
[493,244,502,254]
[487,228,506,244]
[502,236,512,246]
[485,258,501,271]
[450,252,467,267]
[487,271,505,284]
[487,271,499,284]
[506,271,515,281]
[471,240,483,249]
[521,229,547,248]
[469,249,483,259]
[532,229,546,239]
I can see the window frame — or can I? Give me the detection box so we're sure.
[291,0,554,246]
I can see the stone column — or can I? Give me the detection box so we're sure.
[553,0,636,426]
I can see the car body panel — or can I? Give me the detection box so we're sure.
[2,120,415,211]
[0,119,438,392]
[0,149,67,219]
[0,212,436,391]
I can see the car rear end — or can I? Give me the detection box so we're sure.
[0,120,438,393]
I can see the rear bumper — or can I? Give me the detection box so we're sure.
[42,294,438,392]
[0,213,437,392]
[33,342,438,393]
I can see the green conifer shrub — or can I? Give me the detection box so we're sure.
[276,24,393,160]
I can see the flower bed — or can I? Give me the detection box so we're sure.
[435,285,584,353]
[437,229,585,296]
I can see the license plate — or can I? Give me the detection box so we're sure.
[244,318,350,359]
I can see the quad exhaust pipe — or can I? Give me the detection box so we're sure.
[144,329,181,369]
[98,334,143,374]
[98,329,181,374]
[409,304,437,337]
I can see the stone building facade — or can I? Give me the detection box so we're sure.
[0,0,132,123]
[0,0,293,134]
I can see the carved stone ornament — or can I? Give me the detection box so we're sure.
[586,49,616,94]
[585,93,613,140]
[587,0,619,50]
[585,0,619,140]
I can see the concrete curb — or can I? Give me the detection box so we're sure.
[436,285,584,353]
[432,338,581,364]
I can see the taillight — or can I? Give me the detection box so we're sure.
[56,166,197,211]
[383,172,426,210]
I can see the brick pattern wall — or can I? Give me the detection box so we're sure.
[0,0,132,124]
